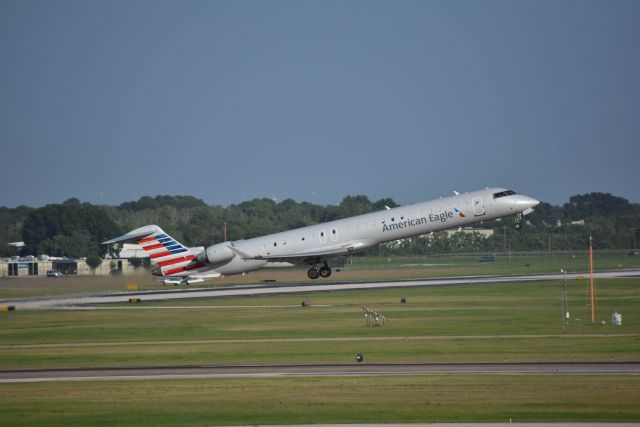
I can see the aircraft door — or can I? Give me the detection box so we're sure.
[472,197,485,216]
[319,230,327,243]
[331,227,338,242]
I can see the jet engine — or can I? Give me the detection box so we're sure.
[196,242,235,267]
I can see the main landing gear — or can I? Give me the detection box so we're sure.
[307,262,332,279]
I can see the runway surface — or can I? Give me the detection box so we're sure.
[215,424,639,427]
[3,269,640,310]
[1,362,639,383]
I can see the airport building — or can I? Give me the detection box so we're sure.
[1,239,147,278]
[117,243,149,259]
[0,257,139,278]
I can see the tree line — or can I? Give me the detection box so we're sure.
[1,192,638,259]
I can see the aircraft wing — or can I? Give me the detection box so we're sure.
[236,239,374,264]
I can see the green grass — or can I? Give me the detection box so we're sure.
[1,269,639,425]
[1,376,639,426]
[2,336,638,369]
[1,279,639,368]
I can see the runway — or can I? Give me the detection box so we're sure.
[3,269,640,310]
[214,425,637,427]
[1,362,639,383]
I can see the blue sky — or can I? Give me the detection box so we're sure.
[1,0,639,208]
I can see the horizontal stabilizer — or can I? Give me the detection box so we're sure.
[161,272,221,285]
[102,225,162,245]
[189,272,221,280]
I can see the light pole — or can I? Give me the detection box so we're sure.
[560,268,568,332]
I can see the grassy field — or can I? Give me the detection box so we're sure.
[1,253,639,424]
[1,279,639,369]
[1,376,639,426]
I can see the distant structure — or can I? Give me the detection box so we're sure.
[0,256,139,278]
[384,227,494,250]
[116,243,149,259]
[7,241,25,254]
[445,227,494,238]
[2,241,149,278]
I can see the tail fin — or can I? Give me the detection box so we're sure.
[103,225,205,277]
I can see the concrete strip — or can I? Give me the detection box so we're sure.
[2,270,640,310]
[1,362,639,383]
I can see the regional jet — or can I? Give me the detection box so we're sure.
[103,187,538,284]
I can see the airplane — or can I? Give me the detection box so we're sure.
[102,187,539,284]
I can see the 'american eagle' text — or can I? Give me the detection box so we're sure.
[382,211,454,232]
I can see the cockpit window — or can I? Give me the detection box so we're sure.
[493,190,517,199]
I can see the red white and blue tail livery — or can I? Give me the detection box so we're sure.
[102,225,218,284]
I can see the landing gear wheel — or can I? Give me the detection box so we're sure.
[514,223,521,230]
[307,268,320,280]
[319,265,332,278]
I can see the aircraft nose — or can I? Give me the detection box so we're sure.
[515,195,540,209]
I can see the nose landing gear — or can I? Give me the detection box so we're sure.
[514,213,522,230]
[307,262,332,279]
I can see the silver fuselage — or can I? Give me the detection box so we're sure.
[210,187,538,276]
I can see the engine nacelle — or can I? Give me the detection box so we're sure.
[196,242,235,267]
